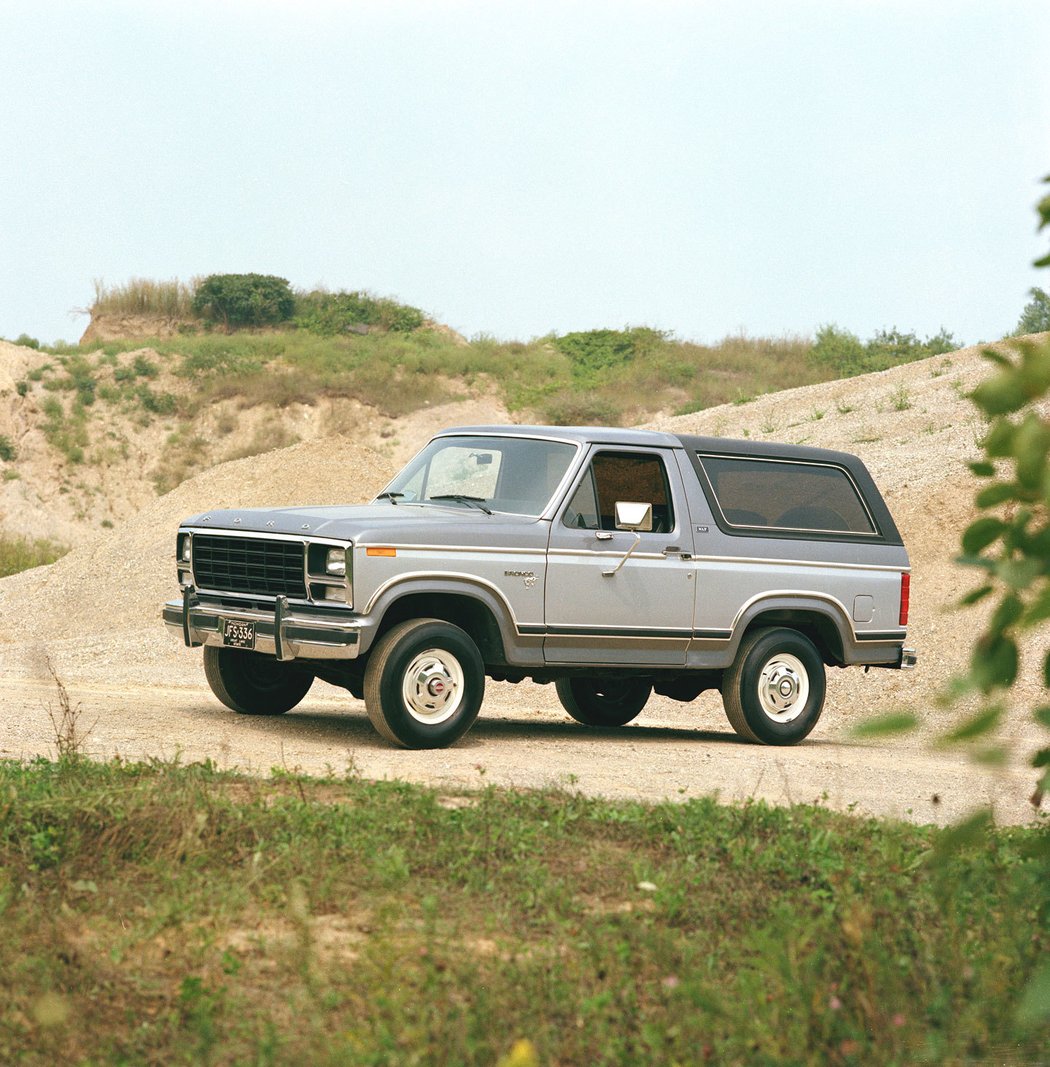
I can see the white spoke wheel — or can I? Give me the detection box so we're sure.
[364,619,484,748]
[203,646,313,716]
[555,677,652,727]
[721,627,825,745]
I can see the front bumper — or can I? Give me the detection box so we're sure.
[162,591,363,661]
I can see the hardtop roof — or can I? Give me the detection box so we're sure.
[434,425,867,469]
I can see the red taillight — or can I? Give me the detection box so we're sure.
[899,572,911,627]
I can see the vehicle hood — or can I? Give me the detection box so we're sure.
[179,503,542,544]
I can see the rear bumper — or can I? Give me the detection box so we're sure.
[162,591,364,661]
[898,647,918,669]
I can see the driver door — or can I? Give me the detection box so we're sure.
[544,447,695,665]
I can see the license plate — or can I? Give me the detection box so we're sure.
[222,619,256,649]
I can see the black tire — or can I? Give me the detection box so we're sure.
[721,627,826,745]
[363,619,484,749]
[555,677,652,727]
[203,646,314,716]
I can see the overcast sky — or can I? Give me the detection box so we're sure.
[1,0,1048,347]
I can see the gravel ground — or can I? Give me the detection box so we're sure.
[2,339,1047,824]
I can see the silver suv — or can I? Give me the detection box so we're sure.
[163,426,916,748]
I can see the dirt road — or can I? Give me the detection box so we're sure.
[6,671,1038,829]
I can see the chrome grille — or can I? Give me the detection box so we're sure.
[192,535,306,599]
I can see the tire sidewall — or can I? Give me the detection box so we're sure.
[738,630,825,745]
[374,622,484,748]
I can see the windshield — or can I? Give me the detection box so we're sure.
[379,435,579,517]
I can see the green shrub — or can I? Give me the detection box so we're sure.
[192,274,295,329]
[0,533,66,577]
[13,333,40,349]
[0,435,15,461]
[1012,286,1050,336]
[553,327,668,378]
[810,324,867,374]
[293,289,425,335]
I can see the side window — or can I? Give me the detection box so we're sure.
[699,454,875,535]
[563,451,675,532]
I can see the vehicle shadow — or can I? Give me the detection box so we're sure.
[183,697,840,751]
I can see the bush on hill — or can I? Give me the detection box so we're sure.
[1012,286,1050,336]
[293,289,425,334]
[192,274,296,329]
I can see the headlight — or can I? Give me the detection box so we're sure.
[323,586,347,603]
[325,547,346,576]
[178,533,191,562]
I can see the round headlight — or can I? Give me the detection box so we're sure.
[325,547,346,576]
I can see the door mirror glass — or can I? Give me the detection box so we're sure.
[614,501,653,532]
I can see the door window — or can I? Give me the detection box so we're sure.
[563,452,675,532]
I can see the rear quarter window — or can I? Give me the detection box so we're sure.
[698,454,876,536]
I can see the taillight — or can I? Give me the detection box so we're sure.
[899,572,910,627]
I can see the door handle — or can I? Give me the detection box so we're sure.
[662,545,692,560]
[595,531,613,541]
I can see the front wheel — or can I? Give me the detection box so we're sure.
[203,647,314,716]
[721,627,826,745]
[364,619,485,748]
[555,677,652,727]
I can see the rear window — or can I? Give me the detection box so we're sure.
[698,454,876,536]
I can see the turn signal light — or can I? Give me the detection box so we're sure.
[367,546,397,557]
[899,572,910,627]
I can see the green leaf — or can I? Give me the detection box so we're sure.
[971,745,1008,767]
[972,373,1028,416]
[1032,747,1050,769]
[989,594,1024,632]
[1023,586,1050,626]
[961,517,1005,555]
[968,460,996,477]
[995,557,1042,590]
[971,635,1018,692]
[982,418,1016,458]
[945,704,1003,743]
[850,712,918,739]
[975,482,1016,508]
[929,808,992,865]
[959,585,994,607]
[1013,413,1050,490]
[1016,959,1050,1029]
[1034,707,1050,730]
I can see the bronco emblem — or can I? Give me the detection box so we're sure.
[505,570,537,588]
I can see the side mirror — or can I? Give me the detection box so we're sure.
[614,501,653,532]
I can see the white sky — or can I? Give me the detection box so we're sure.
[1,0,1048,346]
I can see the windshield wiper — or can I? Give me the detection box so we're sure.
[376,492,404,505]
[429,494,493,515]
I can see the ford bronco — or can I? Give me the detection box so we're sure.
[163,426,916,748]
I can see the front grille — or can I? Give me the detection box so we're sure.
[192,535,307,599]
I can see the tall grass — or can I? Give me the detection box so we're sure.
[91,277,198,319]
[1,758,1046,1064]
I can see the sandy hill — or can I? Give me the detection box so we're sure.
[0,336,1047,749]
[0,338,508,544]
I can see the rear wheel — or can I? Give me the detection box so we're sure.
[555,677,652,727]
[364,619,484,748]
[721,627,825,745]
[203,646,313,716]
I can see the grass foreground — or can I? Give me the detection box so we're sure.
[1,757,1047,1065]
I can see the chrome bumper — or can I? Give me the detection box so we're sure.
[899,647,918,670]
[162,591,363,662]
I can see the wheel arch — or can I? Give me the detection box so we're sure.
[368,578,513,666]
[732,595,852,666]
